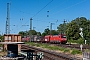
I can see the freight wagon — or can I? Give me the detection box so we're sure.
[22,35,44,42]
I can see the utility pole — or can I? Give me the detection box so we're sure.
[6,3,10,34]
[30,18,33,42]
[63,19,66,34]
[30,18,33,30]
[50,23,52,35]
[50,23,54,35]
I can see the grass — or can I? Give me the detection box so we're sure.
[71,48,82,55]
[25,42,82,55]
[63,48,70,53]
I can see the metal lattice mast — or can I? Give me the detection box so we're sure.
[50,23,54,35]
[50,23,52,35]
[29,18,33,42]
[63,19,66,34]
[6,3,10,34]
[30,18,33,30]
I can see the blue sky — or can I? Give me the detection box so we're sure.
[0,0,90,34]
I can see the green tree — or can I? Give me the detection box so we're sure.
[66,21,80,40]
[18,31,26,38]
[41,28,50,36]
[65,17,90,44]
[42,28,58,36]
[57,24,64,34]
[41,33,46,36]
[57,21,67,34]
[37,32,41,36]
[83,20,90,44]
[51,30,58,35]
[29,30,37,35]
[0,35,4,42]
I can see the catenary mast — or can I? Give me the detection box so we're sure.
[6,3,10,34]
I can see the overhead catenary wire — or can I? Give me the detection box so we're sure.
[51,0,69,10]
[52,0,86,15]
[32,0,53,18]
[28,0,86,24]
[18,0,53,30]
[11,5,31,15]
[17,0,53,32]
[16,0,67,23]
[13,0,81,25]
[10,0,88,33]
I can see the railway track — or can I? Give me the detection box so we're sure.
[38,42,90,51]
[21,44,82,60]
[54,43,90,51]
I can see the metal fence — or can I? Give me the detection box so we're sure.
[83,52,90,60]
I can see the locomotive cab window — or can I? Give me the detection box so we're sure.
[61,36,66,38]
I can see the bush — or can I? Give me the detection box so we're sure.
[68,38,84,44]
[71,49,82,55]
[77,38,84,44]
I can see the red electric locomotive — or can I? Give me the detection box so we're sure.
[44,34,67,44]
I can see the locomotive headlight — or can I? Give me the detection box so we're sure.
[45,39,47,41]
